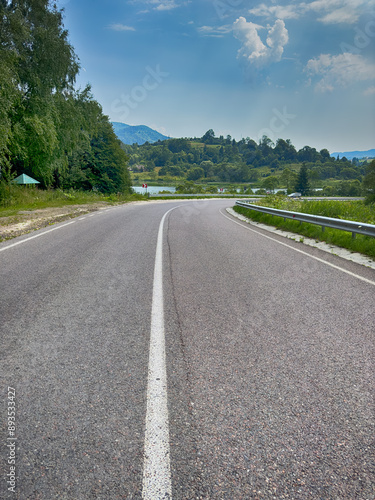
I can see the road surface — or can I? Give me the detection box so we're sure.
[1,200,374,499]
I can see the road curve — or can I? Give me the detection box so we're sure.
[1,199,374,499]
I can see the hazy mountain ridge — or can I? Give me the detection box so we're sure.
[111,122,170,145]
[331,149,375,160]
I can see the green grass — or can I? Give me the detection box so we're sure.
[0,185,144,217]
[234,197,375,259]
[249,197,375,223]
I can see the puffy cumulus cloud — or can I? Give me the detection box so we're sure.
[233,17,288,67]
[266,18,289,60]
[306,53,375,91]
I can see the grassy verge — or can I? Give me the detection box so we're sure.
[0,185,145,217]
[243,197,375,223]
[233,198,375,259]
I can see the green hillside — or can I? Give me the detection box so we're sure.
[123,130,369,196]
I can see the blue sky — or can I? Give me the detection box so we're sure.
[58,0,375,153]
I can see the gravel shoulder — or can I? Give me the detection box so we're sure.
[227,207,375,270]
[0,203,115,241]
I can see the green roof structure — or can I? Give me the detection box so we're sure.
[13,174,40,185]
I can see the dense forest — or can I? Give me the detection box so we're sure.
[123,129,372,196]
[0,0,131,194]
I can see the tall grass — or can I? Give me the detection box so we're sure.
[0,184,144,216]
[251,197,375,224]
[234,197,375,259]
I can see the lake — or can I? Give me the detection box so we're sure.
[133,186,176,194]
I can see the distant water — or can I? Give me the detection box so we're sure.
[133,186,317,195]
[133,186,176,194]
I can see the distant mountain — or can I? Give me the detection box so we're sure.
[331,149,375,160]
[111,122,170,145]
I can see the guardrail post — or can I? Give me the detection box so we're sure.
[352,232,356,240]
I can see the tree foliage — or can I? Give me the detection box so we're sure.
[125,129,367,187]
[362,160,375,204]
[0,0,131,193]
[294,163,310,195]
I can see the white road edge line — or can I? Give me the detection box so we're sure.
[221,210,375,287]
[0,220,76,253]
[142,206,178,500]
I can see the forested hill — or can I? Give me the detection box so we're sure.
[111,122,169,145]
[123,129,368,194]
[0,0,131,193]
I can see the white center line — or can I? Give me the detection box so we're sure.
[142,206,178,500]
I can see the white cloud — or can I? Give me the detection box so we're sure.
[233,16,288,67]
[197,25,232,37]
[306,53,375,91]
[108,24,136,31]
[364,86,375,95]
[308,0,369,24]
[249,3,301,20]
[249,0,375,24]
[316,5,361,24]
[135,0,190,11]
[156,1,178,11]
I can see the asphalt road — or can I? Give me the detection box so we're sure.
[1,200,374,499]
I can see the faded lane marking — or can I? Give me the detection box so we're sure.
[221,210,375,287]
[0,221,76,253]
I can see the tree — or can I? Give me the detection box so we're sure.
[298,146,319,163]
[167,138,191,153]
[262,176,279,193]
[187,166,204,181]
[1,0,80,186]
[62,117,131,193]
[294,163,310,195]
[362,159,375,204]
[280,167,297,193]
[201,129,215,144]
[320,148,331,162]
[0,0,132,193]
[259,135,274,156]
[274,138,297,161]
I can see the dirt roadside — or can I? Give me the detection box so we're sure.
[0,203,116,241]
[0,198,188,242]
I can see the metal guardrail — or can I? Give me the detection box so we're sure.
[235,201,375,239]
[149,193,258,198]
